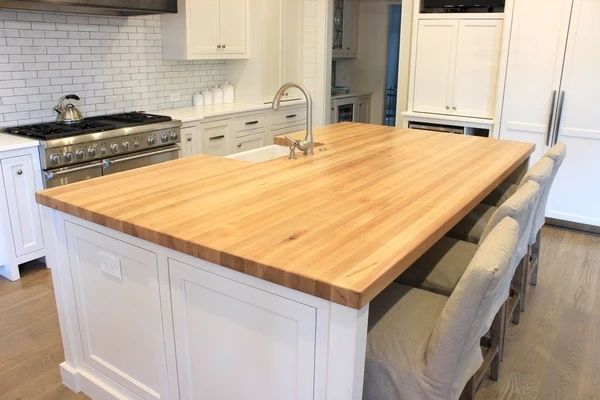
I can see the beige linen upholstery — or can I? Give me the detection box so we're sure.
[364,217,519,400]
[397,181,540,295]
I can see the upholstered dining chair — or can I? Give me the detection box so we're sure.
[364,217,519,400]
[529,143,567,285]
[396,180,540,324]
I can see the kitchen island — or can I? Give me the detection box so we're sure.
[37,123,533,400]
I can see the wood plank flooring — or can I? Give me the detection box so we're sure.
[0,226,598,400]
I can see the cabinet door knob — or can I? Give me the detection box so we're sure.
[186,137,192,142]
[445,106,450,110]
[222,44,226,49]
[217,44,222,49]
[452,106,456,110]
[16,169,23,175]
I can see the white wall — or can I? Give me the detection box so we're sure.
[0,9,226,127]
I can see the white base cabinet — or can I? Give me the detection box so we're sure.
[0,146,45,281]
[44,211,369,400]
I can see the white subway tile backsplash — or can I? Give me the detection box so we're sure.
[0,10,226,126]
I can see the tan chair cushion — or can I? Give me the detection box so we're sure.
[447,203,497,244]
[482,181,518,207]
[364,283,448,400]
[396,237,478,296]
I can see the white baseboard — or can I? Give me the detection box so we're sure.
[60,362,138,400]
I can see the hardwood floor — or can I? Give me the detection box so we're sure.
[0,226,598,400]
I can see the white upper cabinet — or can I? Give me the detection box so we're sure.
[499,0,572,161]
[411,18,503,119]
[332,0,359,58]
[452,20,503,118]
[161,0,249,60]
[413,20,458,115]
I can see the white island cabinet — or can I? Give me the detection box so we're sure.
[43,212,367,400]
[0,137,45,281]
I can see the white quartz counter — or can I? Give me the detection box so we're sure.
[0,133,38,152]
[155,100,306,123]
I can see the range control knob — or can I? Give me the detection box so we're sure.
[75,149,85,160]
[63,152,73,162]
[122,141,131,151]
[161,132,169,143]
[87,147,97,157]
[110,143,119,153]
[169,131,178,140]
[98,145,107,155]
[49,153,60,164]
[147,135,156,145]
[133,140,140,148]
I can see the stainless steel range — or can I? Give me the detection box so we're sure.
[3,112,181,188]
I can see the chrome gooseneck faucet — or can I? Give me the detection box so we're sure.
[272,82,314,156]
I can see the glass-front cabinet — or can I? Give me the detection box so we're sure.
[332,0,358,58]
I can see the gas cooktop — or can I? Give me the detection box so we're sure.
[4,112,172,140]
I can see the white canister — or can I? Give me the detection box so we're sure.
[221,82,235,104]
[212,85,224,105]
[192,92,204,106]
[201,89,213,106]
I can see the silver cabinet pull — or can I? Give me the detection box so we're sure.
[16,169,23,175]
[545,90,558,146]
[552,91,565,145]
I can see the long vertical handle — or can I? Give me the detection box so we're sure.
[552,91,566,145]
[545,90,558,146]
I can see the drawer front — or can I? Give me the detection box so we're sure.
[270,108,307,128]
[201,121,231,156]
[232,132,264,154]
[233,114,266,133]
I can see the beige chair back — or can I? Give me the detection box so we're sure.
[480,180,540,267]
[422,217,520,399]
[518,157,555,244]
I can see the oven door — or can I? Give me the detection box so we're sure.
[44,161,104,188]
[102,145,180,175]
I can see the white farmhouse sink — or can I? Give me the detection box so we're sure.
[225,144,290,163]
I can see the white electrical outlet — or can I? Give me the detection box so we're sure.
[170,93,181,102]
[99,251,122,280]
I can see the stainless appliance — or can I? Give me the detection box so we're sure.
[54,94,85,124]
[4,112,181,188]
[0,0,177,16]
[332,98,355,123]
[408,121,465,135]
[421,0,504,13]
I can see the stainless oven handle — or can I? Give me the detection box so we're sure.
[44,161,103,179]
[545,90,558,146]
[104,146,180,166]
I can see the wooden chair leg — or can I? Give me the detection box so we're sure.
[460,377,476,400]
[490,302,507,379]
[511,261,522,325]
[530,232,541,286]
[518,257,528,312]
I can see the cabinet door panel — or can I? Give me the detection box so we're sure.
[342,0,358,56]
[189,0,220,55]
[547,0,600,227]
[1,154,44,257]
[452,20,503,119]
[180,126,197,157]
[232,132,265,153]
[170,259,317,400]
[219,0,247,54]
[499,0,573,162]
[66,222,166,400]
[413,20,458,115]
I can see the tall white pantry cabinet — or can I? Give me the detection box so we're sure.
[499,0,600,228]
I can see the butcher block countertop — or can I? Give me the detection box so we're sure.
[36,123,534,309]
